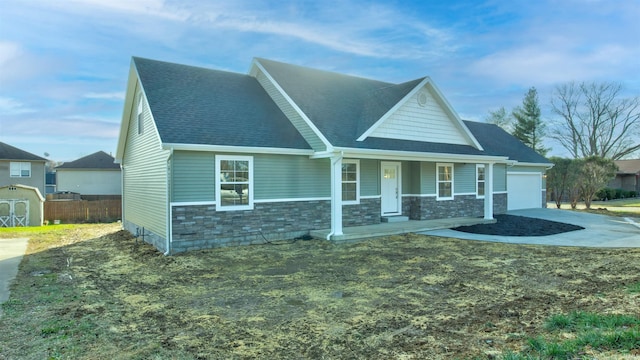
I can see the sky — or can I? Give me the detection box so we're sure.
[0,0,638,162]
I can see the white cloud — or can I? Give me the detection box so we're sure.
[84,92,126,100]
[0,97,36,115]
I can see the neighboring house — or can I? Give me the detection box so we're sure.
[56,151,122,198]
[116,57,551,254]
[45,172,57,194]
[608,159,640,193]
[0,141,47,196]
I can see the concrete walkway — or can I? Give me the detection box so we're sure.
[0,238,29,317]
[311,216,495,241]
[423,208,640,248]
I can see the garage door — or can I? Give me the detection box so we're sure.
[507,173,541,210]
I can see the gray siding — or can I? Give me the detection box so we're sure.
[420,162,436,194]
[360,159,379,196]
[255,70,327,151]
[171,152,331,202]
[454,163,476,194]
[254,154,330,199]
[0,160,46,196]
[401,161,420,194]
[122,89,169,239]
[494,163,507,192]
[172,151,215,202]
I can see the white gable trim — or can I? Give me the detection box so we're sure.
[115,62,164,163]
[250,59,334,151]
[356,77,483,151]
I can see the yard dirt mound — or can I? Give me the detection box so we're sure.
[1,224,639,359]
[453,214,585,236]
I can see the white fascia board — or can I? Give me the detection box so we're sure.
[115,61,139,163]
[357,77,431,141]
[356,77,484,151]
[331,147,507,163]
[163,143,314,156]
[510,162,554,168]
[251,59,334,151]
[426,80,484,151]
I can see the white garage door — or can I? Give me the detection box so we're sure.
[507,173,542,210]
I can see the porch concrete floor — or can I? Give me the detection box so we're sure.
[310,216,496,242]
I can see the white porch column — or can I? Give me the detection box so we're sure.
[484,162,494,220]
[329,154,343,239]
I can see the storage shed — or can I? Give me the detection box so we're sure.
[0,184,45,227]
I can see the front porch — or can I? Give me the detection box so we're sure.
[310,216,495,242]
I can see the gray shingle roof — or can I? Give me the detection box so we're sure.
[131,57,550,164]
[257,58,422,148]
[0,142,46,161]
[56,151,119,170]
[133,57,311,150]
[463,121,550,163]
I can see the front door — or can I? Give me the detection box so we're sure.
[381,162,401,215]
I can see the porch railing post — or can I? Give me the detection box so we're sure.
[330,154,343,238]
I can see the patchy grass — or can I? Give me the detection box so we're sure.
[1,224,639,359]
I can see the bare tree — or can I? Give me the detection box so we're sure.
[550,81,640,160]
[485,106,512,132]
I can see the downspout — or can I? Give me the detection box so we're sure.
[164,147,173,256]
[120,164,124,229]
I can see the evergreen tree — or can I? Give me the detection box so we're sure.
[512,87,549,156]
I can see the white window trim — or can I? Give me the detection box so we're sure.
[476,164,485,199]
[215,155,254,211]
[436,163,454,201]
[342,159,360,205]
[10,162,31,178]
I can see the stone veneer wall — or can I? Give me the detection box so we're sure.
[343,197,381,227]
[402,193,507,220]
[170,198,382,253]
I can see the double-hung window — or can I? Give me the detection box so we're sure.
[216,155,253,210]
[476,164,485,198]
[10,162,31,178]
[341,159,359,204]
[437,163,453,200]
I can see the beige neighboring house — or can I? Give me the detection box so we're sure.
[0,141,47,195]
[608,159,640,193]
[56,151,122,198]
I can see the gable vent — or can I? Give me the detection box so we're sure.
[417,91,429,107]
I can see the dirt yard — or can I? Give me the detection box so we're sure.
[1,224,639,359]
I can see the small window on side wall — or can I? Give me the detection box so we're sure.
[137,96,144,135]
[216,155,253,211]
[10,162,31,178]
[341,159,359,204]
[437,163,453,200]
[476,164,485,198]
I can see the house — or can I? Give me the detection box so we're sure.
[115,57,551,254]
[608,159,640,194]
[0,184,45,227]
[55,151,122,199]
[0,142,47,196]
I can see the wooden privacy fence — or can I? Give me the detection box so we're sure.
[44,200,122,223]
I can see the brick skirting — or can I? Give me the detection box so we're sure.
[403,193,507,220]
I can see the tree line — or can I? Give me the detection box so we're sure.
[486,81,639,208]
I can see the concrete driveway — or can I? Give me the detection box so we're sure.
[0,238,29,317]
[423,208,640,248]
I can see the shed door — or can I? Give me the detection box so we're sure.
[0,200,29,227]
[507,173,541,210]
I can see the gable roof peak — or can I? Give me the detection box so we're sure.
[56,151,119,170]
